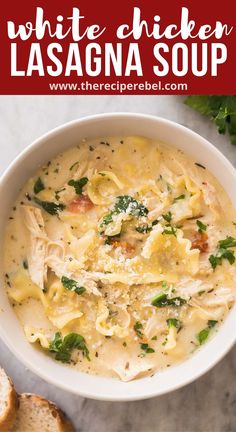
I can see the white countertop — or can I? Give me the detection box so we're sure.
[0,95,235,432]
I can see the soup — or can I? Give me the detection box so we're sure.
[4,136,236,381]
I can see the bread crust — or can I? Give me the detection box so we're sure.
[18,394,75,432]
[0,369,19,432]
[0,369,75,432]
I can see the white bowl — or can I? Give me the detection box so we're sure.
[1,113,236,401]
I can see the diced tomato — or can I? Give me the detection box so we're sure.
[112,240,135,255]
[67,195,94,213]
[191,231,208,253]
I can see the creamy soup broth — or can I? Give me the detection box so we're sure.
[4,136,236,381]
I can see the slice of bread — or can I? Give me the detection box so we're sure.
[0,367,18,431]
[11,393,75,432]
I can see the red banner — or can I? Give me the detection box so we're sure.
[0,0,235,95]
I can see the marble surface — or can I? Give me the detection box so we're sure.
[0,95,236,432]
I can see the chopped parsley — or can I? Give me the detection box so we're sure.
[162,224,177,237]
[209,236,236,269]
[114,195,148,217]
[68,177,88,195]
[196,220,207,232]
[218,237,236,248]
[49,332,90,362]
[140,343,155,354]
[166,318,181,329]
[33,197,65,215]
[136,218,160,234]
[55,188,66,201]
[162,211,172,223]
[101,195,148,229]
[197,328,210,345]
[101,213,114,226]
[185,95,236,145]
[69,161,79,171]
[197,320,218,345]
[162,280,169,290]
[33,177,45,195]
[104,234,120,245]
[61,276,86,296]
[209,249,235,269]
[134,321,144,338]
[173,194,185,203]
[151,293,186,308]
[136,224,152,234]
[162,338,168,346]
[207,319,218,328]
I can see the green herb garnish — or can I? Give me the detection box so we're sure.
[101,213,114,227]
[162,211,172,222]
[209,249,235,269]
[197,328,210,345]
[185,96,236,145]
[104,234,120,245]
[197,320,218,345]
[151,293,186,308]
[218,236,236,248]
[134,321,144,338]
[114,195,148,217]
[162,280,169,290]
[209,236,236,269]
[173,194,185,203]
[140,343,155,354]
[207,320,218,328]
[34,177,45,195]
[69,161,79,171]
[34,197,65,215]
[166,318,181,329]
[162,338,168,346]
[49,332,90,362]
[101,195,148,229]
[162,224,177,237]
[136,218,160,234]
[61,276,86,296]
[136,224,152,234]
[196,220,207,233]
[68,177,88,195]
[55,188,66,201]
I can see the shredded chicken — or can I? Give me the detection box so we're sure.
[23,206,101,296]
[23,205,48,290]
